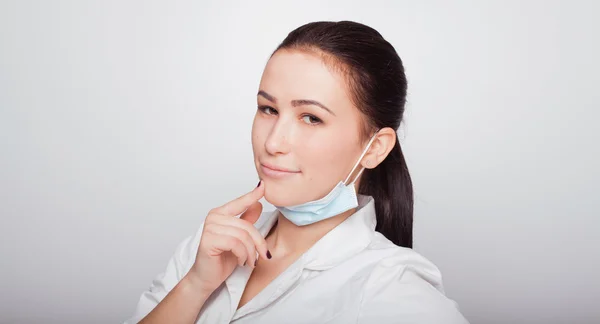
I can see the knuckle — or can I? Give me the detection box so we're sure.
[205,212,217,222]
[244,231,253,243]
[225,236,237,246]
[233,249,244,259]
[237,218,255,232]
[232,227,245,237]
[235,239,246,251]
[204,223,216,233]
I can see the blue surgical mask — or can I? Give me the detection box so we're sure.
[275,132,379,226]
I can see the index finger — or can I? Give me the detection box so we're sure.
[213,180,265,216]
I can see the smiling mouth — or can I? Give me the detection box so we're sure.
[260,163,300,178]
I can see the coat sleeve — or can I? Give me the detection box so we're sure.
[356,251,469,324]
[123,222,205,324]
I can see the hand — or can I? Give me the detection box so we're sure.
[186,180,270,294]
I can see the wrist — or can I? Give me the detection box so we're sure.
[182,273,215,298]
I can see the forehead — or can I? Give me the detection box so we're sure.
[259,49,353,109]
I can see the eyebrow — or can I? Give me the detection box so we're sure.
[257,90,336,116]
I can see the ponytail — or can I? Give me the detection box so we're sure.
[359,140,413,248]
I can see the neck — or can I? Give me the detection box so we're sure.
[265,207,358,259]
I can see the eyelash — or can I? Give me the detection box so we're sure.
[257,105,323,126]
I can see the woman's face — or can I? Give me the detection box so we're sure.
[252,49,368,207]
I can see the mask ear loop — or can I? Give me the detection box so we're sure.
[343,130,380,186]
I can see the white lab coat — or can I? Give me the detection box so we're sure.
[124,195,469,324]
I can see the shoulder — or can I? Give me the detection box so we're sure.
[356,233,469,324]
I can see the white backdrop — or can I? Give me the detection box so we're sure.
[1,1,599,323]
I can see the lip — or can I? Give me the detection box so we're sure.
[260,162,300,179]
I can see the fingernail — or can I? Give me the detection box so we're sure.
[267,250,272,259]
[256,180,262,188]
[254,259,258,267]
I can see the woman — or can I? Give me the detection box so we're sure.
[125,21,468,324]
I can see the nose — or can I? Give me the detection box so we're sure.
[264,118,293,156]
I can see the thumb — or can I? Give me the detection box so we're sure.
[240,201,263,224]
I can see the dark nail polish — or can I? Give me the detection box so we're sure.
[256,180,261,188]
[267,250,272,259]
[254,259,258,267]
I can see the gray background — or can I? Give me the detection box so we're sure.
[1,1,599,323]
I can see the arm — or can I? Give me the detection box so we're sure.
[137,274,213,324]
[124,182,268,324]
[123,226,204,324]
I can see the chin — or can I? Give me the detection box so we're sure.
[263,182,303,207]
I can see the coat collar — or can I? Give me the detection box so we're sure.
[224,195,377,319]
[256,194,377,270]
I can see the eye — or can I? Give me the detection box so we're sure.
[301,114,322,125]
[258,105,278,115]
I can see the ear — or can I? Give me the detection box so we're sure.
[361,127,397,169]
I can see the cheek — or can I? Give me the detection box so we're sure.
[301,135,356,180]
[251,115,269,153]
[251,116,261,154]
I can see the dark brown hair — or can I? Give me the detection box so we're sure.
[273,21,413,248]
